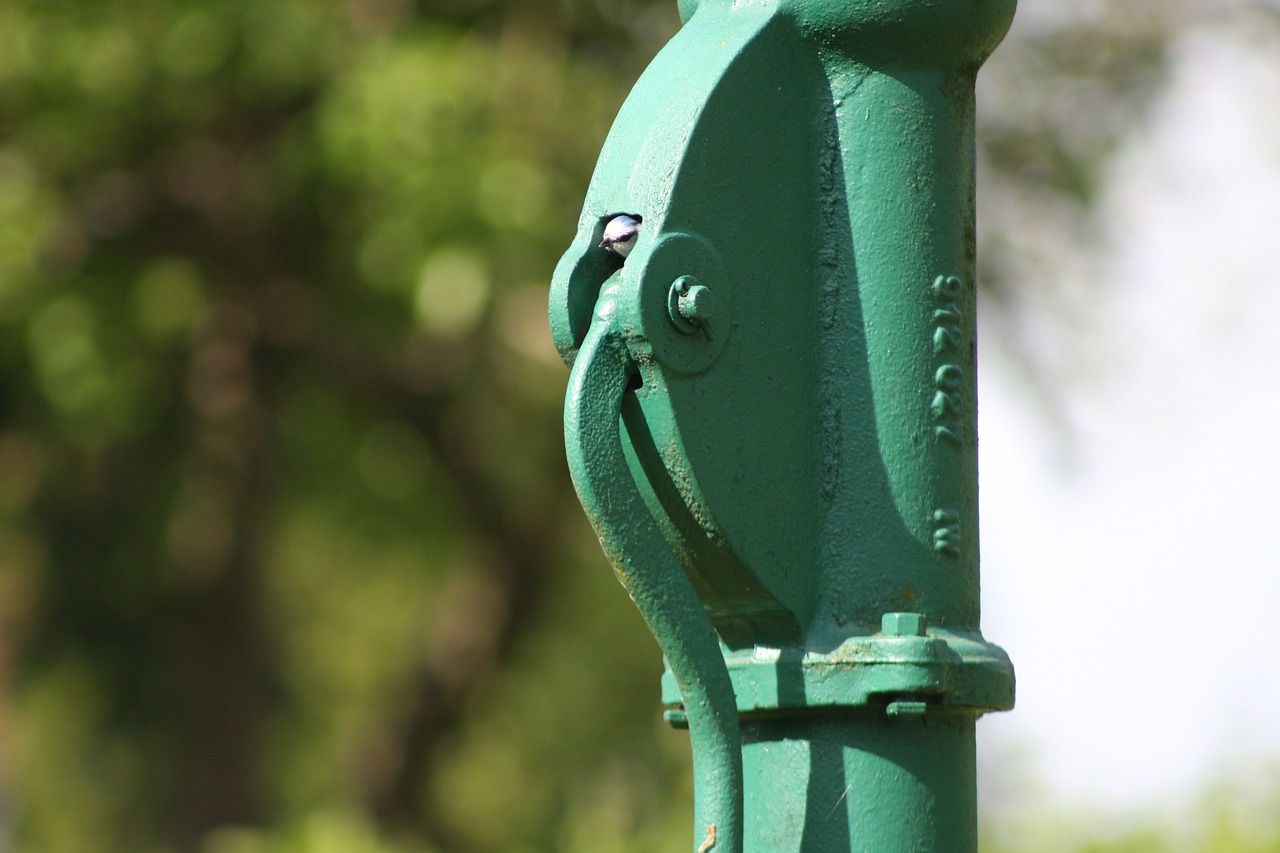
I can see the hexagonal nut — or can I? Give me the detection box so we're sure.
[881,612,927,637]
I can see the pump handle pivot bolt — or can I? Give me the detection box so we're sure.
[669,275,717,340]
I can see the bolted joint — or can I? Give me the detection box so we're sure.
[885,699,930,718]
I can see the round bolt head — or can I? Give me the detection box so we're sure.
[679,283,717,324]
[670,275,711,335]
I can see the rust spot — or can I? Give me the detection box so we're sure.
[890,584,923,612]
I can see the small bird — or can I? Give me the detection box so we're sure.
[600,213,642,258]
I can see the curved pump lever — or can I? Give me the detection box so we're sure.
[565,280,742,853]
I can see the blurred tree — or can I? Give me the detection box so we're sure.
[975,0,1280,420]
[0,0,1277,851]
[0,1,689,849]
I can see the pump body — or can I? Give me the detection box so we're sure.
[551,2,1017,850]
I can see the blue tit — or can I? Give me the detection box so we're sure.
[599,213,642,258]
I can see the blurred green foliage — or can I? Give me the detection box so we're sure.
[0,0,695,849]
[2,0,1278,850]
[984,766,1280,853]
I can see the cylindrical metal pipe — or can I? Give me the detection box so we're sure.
[804,0,1013,641]
[742,712,977,853]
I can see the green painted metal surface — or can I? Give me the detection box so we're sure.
[550,1,1016,850]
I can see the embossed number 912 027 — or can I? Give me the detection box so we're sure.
[929,275,966,558]
[930,275,965,446]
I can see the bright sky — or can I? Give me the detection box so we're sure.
[976,26,1280,819]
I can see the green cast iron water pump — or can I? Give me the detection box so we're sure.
[550,1,1016,850]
